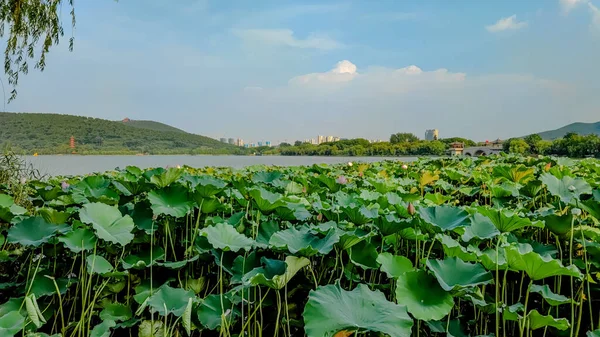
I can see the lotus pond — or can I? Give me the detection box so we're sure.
[1,156,599,337]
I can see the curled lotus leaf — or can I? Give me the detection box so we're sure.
[426,257,493,291]
[199,223,254,252]
[79,203,135,246]
[303,283,413,337]
[7,216,70,247]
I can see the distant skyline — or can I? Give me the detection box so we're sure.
[2,0,599,142]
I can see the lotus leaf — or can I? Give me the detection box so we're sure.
[38,208,70,224]
[100,303,132,322]
[86,255,114,275]
[529,284,572,306]
[540,173,592,203]
[58,228,97,253]
[426,258,493,291]
[186,175,227,197]
[269,226,339,256]
[148,185,193,218]
[79,203,135,246]
[505,244,582,280]
[249,187,285,213]
[0,311,25,337]
[349,241,379,269]
[122,247,165,269]
[74,176,119,201]
[463,213,501,241]
[147,284,194,317]
[7,217,69,247]
[275,202,311,221]
[418,205,470,232]
[395,270,454,321]
[138,320,164,337]
[200,223,254,252]
[197,294,237,330]
[150,167,183,188]
[437,234,479,262]
[376,253,413,278]
[478,208,543,233]
[246,256,309,290]
[588,330,600,337]
[527,309,570,330]
[303,283,413,337]
[90,319,116,337]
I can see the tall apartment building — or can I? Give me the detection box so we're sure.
[220,138,227,143]
[425,129,439,141]
[228,138,235,145]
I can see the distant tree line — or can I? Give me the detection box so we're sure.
[504,133,600,158]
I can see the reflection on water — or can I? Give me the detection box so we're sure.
[24,155,417,176]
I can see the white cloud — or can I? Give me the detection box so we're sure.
[560,0,589,13]
[590,3,600,31]
[289,60,358,85]
[233,29,343,50]
[486,15,528,32]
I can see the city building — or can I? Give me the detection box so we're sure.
[326,136,334,142]
[317,135,325,144]
[425,129,439,141]
[446,142,464,156]
[258,141,263,147]
[236,138,244,147]
[333,137,340,142]
[265,141,271,147]
[228,138,235,145]
[220,138,227,143]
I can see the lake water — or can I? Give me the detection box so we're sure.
[24,155,417,176]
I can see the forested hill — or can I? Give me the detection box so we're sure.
[535,121,600,140]
[0,112,240,155]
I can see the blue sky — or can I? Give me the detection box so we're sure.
[6,0,600,143]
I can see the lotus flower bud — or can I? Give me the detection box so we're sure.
[336,176,348,185]
[407,203,415,216]
[176,165,181,169]
[571,208,582,216]
[348,162,353,167]
[544,162,551,171]
[402,164,408,170]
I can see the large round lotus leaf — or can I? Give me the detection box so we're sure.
[269,226,340,256]
[493,164,535,184]
[303,283,413,337]
[197,294,238,330]
[58,228,97,253]
[338,228,374,250]
[7,217,69,247]
[529,284,572,306]
[275,202,311,221]
[130,201,157,234]
[122,247,165,269]
[38,208,70,225]
[0,311,25,336]
[541,213,573,236]
[100,303,132,322]
[248,187,285,213]
[147,285,194,317]
[148,185,193,218]
[186,175,227,197]
[505,244,582,280]
[231,252,259,284]
[349,241,379,269]
[540,173,592,203]
[199,223,254,252]
[426,258,493,291]
[527,309,570,330]
[376,253,413,278]
[149,167,183,188]
[74,176,119,201]
[79,203,135,246]
[90,319,116,337]
[463,213,500,241]
[395,270,454,321]
[27,273,72,298]
[477,208,543,233]
[86,255,114,275]
[246,256,309,290]
[252,171,283,184]
[418,205,470,232]
[437,234,479,262]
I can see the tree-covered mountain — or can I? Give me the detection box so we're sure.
[0,112,242,155]
[534,121,600,140]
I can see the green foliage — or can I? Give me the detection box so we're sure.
[0,157,598,336]
[390,132,419,143]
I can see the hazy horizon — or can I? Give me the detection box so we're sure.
[2,0,599,144]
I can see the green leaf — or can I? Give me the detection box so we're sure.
[505,244,583,280]
[540,173,592,203]
[349,241,379,269]
[426,258,493,291]
[182,298,193,336]
[58,228,97,253]
[148,185,194,218]
[147,284,194,317]
[437,234,479,262]
[90,319,116,337]
[418,205,470,231]
[100,303,132,322]
[199,223,254,252]
[122,247,165,270]
[188,175,227,198]
[150,167,183,188]
[7,217,69,247]
[478,208,543,233]
[197,294,237,330]
[38,208,70,224]
[79,203,135,246]
[86,255,114,275]
[376,253,413,278]
[248,187,285,213]
[285,181,304,195]
[246,256,310,290]
[395,270,454,321]
[529,284,572,306]
[527,309,570,330]
[0,311,25,337]
[463,213,500,241]
[269,226,339,256]
[588,330,600,337]
[303,283,413,337]
[138,320,164,337]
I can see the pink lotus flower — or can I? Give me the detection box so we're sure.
[61,181,70,190]
[336,176,348,185]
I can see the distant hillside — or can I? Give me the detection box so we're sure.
[121,119,187,133]
[535,122,600,140]
[0,112,241,155]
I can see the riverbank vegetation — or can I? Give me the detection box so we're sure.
[1,155,599,336]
